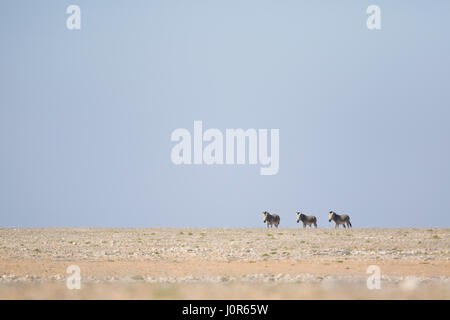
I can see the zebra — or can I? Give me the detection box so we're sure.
[328,211,352,229]
[296,212,317,228]
[262,211,280,228]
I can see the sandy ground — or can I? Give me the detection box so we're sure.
[0,228,449,299]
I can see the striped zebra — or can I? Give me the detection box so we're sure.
[328,211,352,229]
[262,211,280,228]
[296,212,317,228]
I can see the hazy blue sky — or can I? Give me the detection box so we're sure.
[1,1,449,228]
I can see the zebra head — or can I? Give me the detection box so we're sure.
[262,211,269,223]
[329,211,336,222]
[296,212,302,223]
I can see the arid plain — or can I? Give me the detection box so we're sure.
[0,228,449,299]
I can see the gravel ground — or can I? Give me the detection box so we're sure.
[0,228,449,299]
